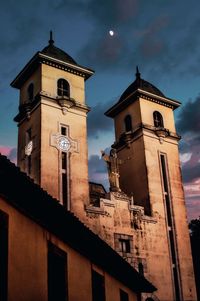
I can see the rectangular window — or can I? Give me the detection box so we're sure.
[48,243,67,301]
[160,154,181,300]
[0,210,8,301]
[61,127,66,136]
[120,289,129,301]
[62,152,67,170]
[160,154,172,226]
[119,239,130,253]
[92,270,105,301]
[62,173,68,207]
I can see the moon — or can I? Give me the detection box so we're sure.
[109,30,114,36]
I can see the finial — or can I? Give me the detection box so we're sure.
[49,30,54,45]
[136,65,141,79]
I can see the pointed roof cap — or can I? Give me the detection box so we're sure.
[105,66,181,118]
[41,30,77,65]
[119,66,165,103]
[11,32,94,88]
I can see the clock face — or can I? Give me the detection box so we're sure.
[25,140,33,156]
[58,137,71,152]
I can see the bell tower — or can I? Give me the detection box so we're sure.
[11,33,94,215]
[105,67,196,300]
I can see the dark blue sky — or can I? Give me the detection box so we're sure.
[0,0,199,220]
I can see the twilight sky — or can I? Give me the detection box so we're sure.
[0,0,199,221]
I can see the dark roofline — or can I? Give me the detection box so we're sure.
[0,154,156,293]
[105,89,181,118]
[11,52,94,89]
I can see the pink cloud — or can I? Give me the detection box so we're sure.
[0,146,17,164]
[185,197,200,222]
[184,178,200,221]
[0,146,12,156]
[184,178,200,198]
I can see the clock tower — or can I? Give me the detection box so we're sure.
[11,33,94,215]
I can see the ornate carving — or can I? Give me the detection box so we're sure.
[50,127,78,153]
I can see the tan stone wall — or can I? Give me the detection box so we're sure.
[84,95,196,301]
[0,196,138,301]
[17,105,41,184]
[114,100,142,140]
[17,62,89,216]
[117,137,150,212]
[41,64,85,104]
[40,99,89,214]
[20,67,41,104]
[86,195,175,301]
[86,189,196,301]
[139,97,176,132]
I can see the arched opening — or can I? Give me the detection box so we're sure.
[153,111,164,128]
[27,83,34,102]
[124,115,132,132]
[57,79,70,97]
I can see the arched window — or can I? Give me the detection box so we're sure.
[124,115,132,132]
[153,111,164,128]
[57,79,70,97]
[27,83,34,102]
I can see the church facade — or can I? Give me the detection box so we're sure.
[11,36,196,301]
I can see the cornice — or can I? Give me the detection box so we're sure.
[112,123,181,150]
[105,90,181,118]
[11,52,94,89]
[14,92,90,123]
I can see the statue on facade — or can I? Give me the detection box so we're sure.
[101,148,121,192]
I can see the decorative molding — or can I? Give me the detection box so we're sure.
[113,123,181,150]
[50,126,78,153]
[111,191,130,201]
[105,89,180,118]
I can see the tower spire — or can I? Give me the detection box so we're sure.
[135,66,141,79]
[49,30,54,46]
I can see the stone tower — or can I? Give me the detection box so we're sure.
[11,36,196,300]
[11,33,94,214]
[103,68,196,300]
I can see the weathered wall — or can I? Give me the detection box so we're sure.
[85,96,196,301]
[85,190,196,301]
[0,196,138,301]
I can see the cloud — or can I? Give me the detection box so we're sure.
[1,0,200,79]
[76,1,200,75]
[184,178,200,198]
[176,95,200,185]
[185,196,200,222]
[8,148,17,163]
[83,0,138,27]
[182,161,200,184]
[79,31,129,70]
[88,154,109,191]
[180,152,192,164]
[87,98,116,138]
[0,146,17,164]
[184,178,200,221]
[0,146,11,156]
[176,96,200,135]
